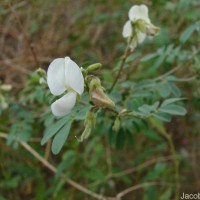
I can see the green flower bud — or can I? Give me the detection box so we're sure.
[36,68,46,78]
[86,63,102,73]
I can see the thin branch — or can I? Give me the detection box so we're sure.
[0,133,108,200]
[44,139,51,160]
[109,45,130,93]
[154,48,200,81]
[116,181,173,200]
[3,0,27,14]
[104,107,119,115]
[154,63,182,81]
[110,155,176,179]
[90,155,176,187]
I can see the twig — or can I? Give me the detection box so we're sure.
[90,155,175,187]
[0,133,108,200]
[3,0,27,15]
[110,155,176,179]
[116,181,172,200]
[154,48,200,81]
[104,107,118,115]
[44,139,51,160]
[109,45,130,93]
[154,63,182,81]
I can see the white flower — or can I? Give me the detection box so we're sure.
[122,5,153,49]
[47,57,84,117]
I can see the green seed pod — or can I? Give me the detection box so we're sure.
[80,111,96,141]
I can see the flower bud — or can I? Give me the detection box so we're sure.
[89,78,115,109]
[36,68,46,78]
[86,63,102,73]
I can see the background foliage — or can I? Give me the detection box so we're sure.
[0,0,200,199]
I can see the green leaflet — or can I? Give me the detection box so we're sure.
[159,104,187,116]
[161,97,186,107]
[51,120,72,155]
[41,116,69,145]
[180,24,198,43]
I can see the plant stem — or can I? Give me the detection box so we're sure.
[108,45,130,93]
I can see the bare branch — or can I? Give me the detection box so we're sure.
[0,133,108,200]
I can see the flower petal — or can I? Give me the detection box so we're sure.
[51,92,77,117]
[122,20,132,38]
[47,58,65,96]
[137,32,146,43]
[130,40,137,51]
[129,5,150,23]
[64,57,84,95]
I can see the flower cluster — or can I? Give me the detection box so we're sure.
[122,5,159,50]
[47,4,159,117]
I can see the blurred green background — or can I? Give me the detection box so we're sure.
[0,0,200,199]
